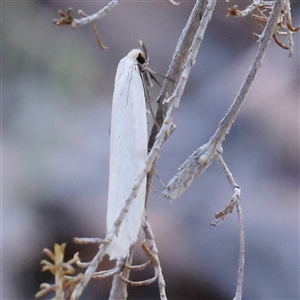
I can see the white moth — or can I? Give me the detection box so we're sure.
[106,49,148,259]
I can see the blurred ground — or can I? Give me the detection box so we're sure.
[2,0,299,299]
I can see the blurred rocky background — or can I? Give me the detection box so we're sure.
[2,0,299,299]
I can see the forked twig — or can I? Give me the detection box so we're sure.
[212,154,244,300]
[162,3,286,299]
[212,154,241,226]
[119,241,159,286]
[163,0,287,201]
[53,0,180,49]
[118,242,158,287]
[53,0,119,28]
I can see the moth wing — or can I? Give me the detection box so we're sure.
[106,52,147,259]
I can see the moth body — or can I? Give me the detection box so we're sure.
[106,49,147,259]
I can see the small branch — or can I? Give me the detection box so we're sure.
[150,0,216,202]
[211,154,241,226]
[168,0,180,6]
[119,273,157,286]
[233,201,245,300]
[109,257,128,300]
[73,237,105,244]
[163,141,218,200]
[148,0,208,151]
[163,0,286,200]
[125,260,151,271]
[70,244,107,299]
[54,0,119,28]
[93,267,121,279]
[215,151,236,189]
[118,242,160,287]
[143,218,167,300]
[146,0,209,209]
[92,21,108,50]
[212,154,245,300]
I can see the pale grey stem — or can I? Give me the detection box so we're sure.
[158,0,208,100]
[93,266,121,279]
[149,0,208,148]
[147,0,216,175]
[73,237,104,244]
[142,219,167,300]
[213,0,285,143]
[70,243,109,299]
[215,154,245,300]
[72,0,119,27]
[216,153,236,190]
[233,201,245,300]
[65,0,178,28]
[163,0,285,200]
[125,260,151,271]
[109,257,128,300]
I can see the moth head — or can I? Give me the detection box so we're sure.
[136,52,146,67]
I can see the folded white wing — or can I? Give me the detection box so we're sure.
[106,49,147,259]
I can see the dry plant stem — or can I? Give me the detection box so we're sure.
[143,219,167,300]
[125,260,151,271]
[211,157,241,225]
[109,257,128,300]
[119,272,157,286]
[55,0,179,28]
[55,267,64,297]
[234,201,245,300]
[73,237,104,244]
[151,0,216,196]
[70,244,108,299]
[119,243,159,287]
[72,0,119,27]
[163,0,285,200]
[213,0,284,144]
[146,0,208,208]
[216,153,236,190]
[93,266,121,279]
[148,0,208,150]
[214,154,244,300]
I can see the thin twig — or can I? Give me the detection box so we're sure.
[119,272,158,286]
[125,260,151,271]
[233,201,245,300]
[146,0,209,208]
[211,154,241,225]
[109,257,128,300]
[93,267,121,279]
[148,0,208,150]
[56,0,119,28]
[142,218,167,300]
[73,237,105,244]
[213,154,245,300]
